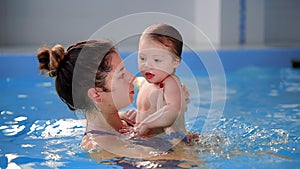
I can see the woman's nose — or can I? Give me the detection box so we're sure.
[128,72,136,84]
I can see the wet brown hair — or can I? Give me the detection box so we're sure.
[37,40,116,111]
[141,24,183,61]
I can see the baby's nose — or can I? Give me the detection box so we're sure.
[143,61,152,68]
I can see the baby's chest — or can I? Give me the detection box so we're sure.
[137,86,164,111]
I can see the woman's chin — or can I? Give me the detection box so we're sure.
[117,99,134,110]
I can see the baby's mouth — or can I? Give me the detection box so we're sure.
[145,72,155,79]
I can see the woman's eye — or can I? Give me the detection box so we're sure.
[119,73,125,79]
[140,57,145,61]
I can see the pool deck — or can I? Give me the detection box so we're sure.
[1,44,300,78]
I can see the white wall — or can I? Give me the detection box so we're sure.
[194,0,222,45]
[0,0,300,48]
[265,0,300,45]
[220,0,240,45]
[0,0,196,46]
[246,0,265,45]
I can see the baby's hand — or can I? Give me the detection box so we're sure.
[134,123,150,137]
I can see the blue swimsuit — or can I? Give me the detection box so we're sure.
[85,130,188,145]
[164,131,188,143]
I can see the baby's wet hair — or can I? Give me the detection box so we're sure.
[141,24,183,61]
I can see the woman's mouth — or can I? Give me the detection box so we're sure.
[145,72,155,79]
[129,84,135,95]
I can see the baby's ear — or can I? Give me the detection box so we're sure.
[87,88,102,103]
[173,59,180,68]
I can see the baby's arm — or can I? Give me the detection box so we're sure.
[136,77,184,136]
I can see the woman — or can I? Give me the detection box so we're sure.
[37,40,161,158]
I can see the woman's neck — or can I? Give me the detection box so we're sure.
[85,105,123,133]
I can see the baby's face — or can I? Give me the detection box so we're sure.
[138,38,179,84]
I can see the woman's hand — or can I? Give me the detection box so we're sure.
[119,126,135,137]
[182,84,190,104]
[118,109,137,126]
[119,123,150,138]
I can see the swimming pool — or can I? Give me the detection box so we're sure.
[0,48,300,168]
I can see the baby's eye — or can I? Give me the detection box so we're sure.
[139,56,145,61]
[154,59,161,62]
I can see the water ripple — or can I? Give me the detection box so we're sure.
[27,119,85,139]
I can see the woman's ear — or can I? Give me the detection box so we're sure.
[87,88,102,103]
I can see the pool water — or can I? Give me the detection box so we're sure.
[0,49,300,168]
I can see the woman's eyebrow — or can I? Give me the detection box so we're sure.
[118,66,125,73]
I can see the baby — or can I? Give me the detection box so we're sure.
[121,24,188,144]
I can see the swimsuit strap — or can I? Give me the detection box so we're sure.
[84,130,116,136]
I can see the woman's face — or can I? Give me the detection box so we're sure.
[103,52,135,110]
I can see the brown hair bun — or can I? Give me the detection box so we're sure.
[37,44,65,77]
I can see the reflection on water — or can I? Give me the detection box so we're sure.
[0,67,299,168]
[27,119,85,139]
[0,111,298,168]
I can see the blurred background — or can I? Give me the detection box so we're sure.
[0,0,300,54]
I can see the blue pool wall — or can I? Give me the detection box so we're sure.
[1,48,300,78]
